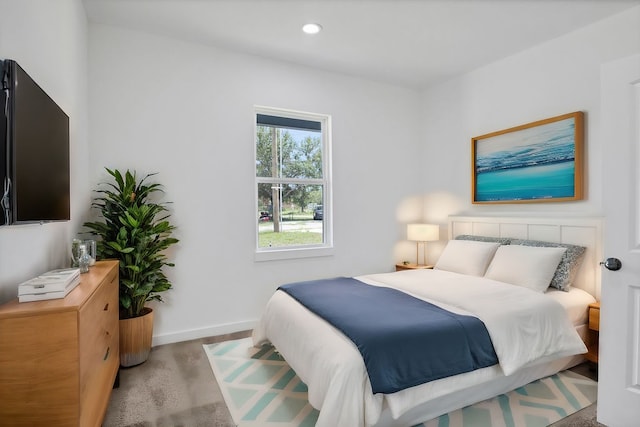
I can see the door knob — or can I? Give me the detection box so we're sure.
[600,257,622,271]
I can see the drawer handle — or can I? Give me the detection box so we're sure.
[104,346,110,361]
[103,303,109,311]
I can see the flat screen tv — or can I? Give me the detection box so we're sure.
[1,59,70,225]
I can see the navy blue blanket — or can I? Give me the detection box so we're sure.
[278,277,498,394]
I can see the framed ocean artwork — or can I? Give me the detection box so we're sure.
[472,112,584,204]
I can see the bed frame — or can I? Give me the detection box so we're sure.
[448,215,603,299]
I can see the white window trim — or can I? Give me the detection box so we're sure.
[254,105,333,261]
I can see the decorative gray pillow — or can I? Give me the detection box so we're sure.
[455,235,511,245]
[509,239,586,291]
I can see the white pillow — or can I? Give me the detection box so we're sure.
[434,240,501,276]
[484,245,567,292]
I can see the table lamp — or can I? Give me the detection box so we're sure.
[407,223,439,266]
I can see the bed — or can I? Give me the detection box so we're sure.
[252,215,602,427]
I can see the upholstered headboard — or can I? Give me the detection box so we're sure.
[448,215,603,298]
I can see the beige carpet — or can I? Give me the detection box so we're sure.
[103,332,247,427]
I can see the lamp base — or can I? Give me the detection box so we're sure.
[416,241,429,266]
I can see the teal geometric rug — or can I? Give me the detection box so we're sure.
[203,338,597,427]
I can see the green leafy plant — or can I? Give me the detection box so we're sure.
[84,168,179,319]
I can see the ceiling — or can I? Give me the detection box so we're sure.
[83,0,640,89]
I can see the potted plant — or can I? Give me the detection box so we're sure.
[84,168,178,367]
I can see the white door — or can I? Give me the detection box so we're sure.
[598,54,640,427]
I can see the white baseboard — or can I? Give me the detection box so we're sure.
[151,319,258,347]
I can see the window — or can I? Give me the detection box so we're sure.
[255,106,332,259]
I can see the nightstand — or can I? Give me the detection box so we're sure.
[585,301,600,363]
[395,263,434,272]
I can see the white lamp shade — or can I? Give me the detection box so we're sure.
[407,224,439,242]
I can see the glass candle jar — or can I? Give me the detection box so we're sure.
[78,244,90,274]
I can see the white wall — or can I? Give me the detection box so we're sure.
[88,24,423,344]
[6,2,635,346]
[0,0,89,303]
[420,6,640,241]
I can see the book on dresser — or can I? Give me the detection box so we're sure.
[17,268,81,302]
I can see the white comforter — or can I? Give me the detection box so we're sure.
[252,269,587,427]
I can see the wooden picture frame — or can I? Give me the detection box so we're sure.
[472,111,584,204]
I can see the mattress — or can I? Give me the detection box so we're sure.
[546,287,596,326]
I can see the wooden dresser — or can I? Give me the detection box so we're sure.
[0,260,119,427]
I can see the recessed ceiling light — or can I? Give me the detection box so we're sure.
[302,23,322,35]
